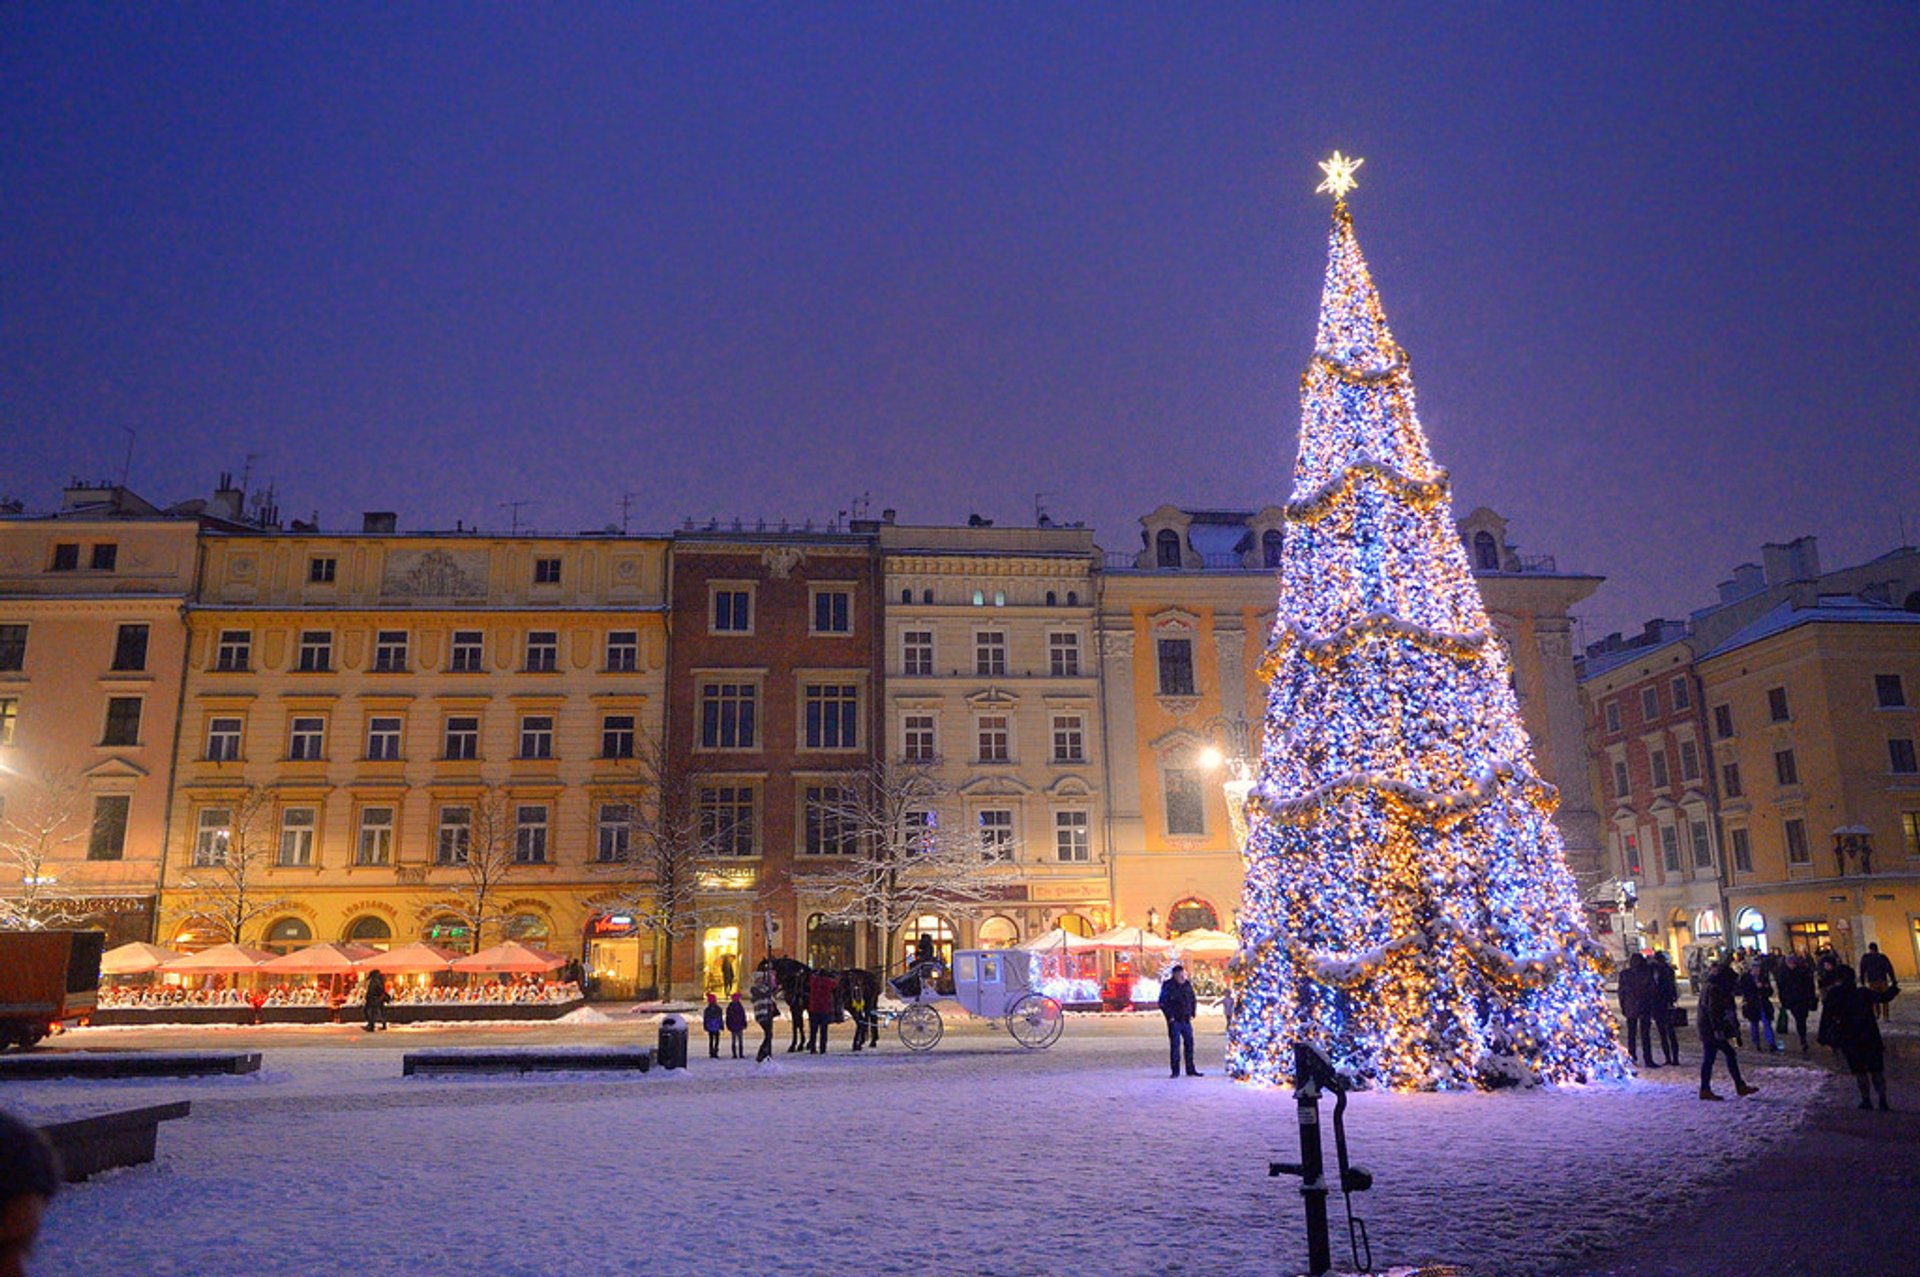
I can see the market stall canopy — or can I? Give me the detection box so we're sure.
[1018,927,1101,954]
[354,941,460,974]
[260,942,381,974]
[157,943,276,974]
[1170,928,1240,960]
[450,940,567,973]
[100,941,180,975]
[1087,925,1175,953]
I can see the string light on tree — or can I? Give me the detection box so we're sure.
[1225,155,1629,1091]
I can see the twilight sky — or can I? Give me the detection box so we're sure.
[4,4,1916,639]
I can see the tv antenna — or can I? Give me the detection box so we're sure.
[120,427,136,488]
[500,500,531,536]
[620,492,640,535]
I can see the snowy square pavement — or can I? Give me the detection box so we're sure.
[10,1015,1824,1277]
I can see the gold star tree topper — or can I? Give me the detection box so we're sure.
[1316,150,1363,199]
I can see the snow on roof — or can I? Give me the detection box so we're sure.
[1578,632,1692,682]
[1700,595,1920,661]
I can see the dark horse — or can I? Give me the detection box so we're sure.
[761,957,813,1052]
[758,957,884,1052]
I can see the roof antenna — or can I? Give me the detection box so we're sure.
[120,427,136,489]
[621,491,639,536]
[501,500,530,536]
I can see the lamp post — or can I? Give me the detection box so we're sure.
[1198,712,1256,851]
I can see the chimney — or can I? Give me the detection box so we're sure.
[362,511,397,534]
[1761,536,1820,587]
[1717,563,1767,605]
[881,508,897,525]
[209,473,244,521]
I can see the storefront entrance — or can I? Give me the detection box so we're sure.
[702,925,741,995]
[1787,919,1833,959]
[585,912,646,998]
[807,914,855,971]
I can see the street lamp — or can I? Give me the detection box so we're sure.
[1197,712,1256,851]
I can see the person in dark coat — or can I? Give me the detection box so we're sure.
[751,974,780,1063]
[806,970,839,1054]
[1698,961,1759,1101]
[1776,952,1819,1055]
[362,967,390,1032]
[702,993,724,1059]
[1824,966,1898,1110]
[1617,953,1653,1066]
[1157,964,1201,1078]
[1859,943,1896,1022]
[0,1109,62,1277]
[1649,951,1681,1065]
[720,953,736,998]
[723,992,748,1059]
[1737,957,1779,1052]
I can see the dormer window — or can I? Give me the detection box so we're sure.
[1262,529,1283,568]
[1473,531,1500,571]
[1155,529,1182,568]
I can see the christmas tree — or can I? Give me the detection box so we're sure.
[1226,155,1628,1091]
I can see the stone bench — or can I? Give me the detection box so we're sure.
[401,1048,653,1077]
[37,1102,192,1182]
[0,1051,262,1080]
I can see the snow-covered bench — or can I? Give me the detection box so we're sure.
[37,1101,191,1182]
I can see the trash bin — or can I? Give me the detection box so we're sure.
[657,1013,689,1071]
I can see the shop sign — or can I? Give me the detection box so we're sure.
[590,913,641,937]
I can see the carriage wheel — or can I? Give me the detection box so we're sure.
[1006,994,1064,1050]
[897,1003,944,1052]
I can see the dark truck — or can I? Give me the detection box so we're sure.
[0,930,105,1049]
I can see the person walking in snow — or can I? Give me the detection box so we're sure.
[724,991,748,1059]
[1617,952,1653,1066]
[807,969,839,1054]
[362,967,390,1033]
[1823,965,1899,1110]
[702,993,725,1059]
[751,973,780,1063]
[1777,952,1819,1056]
[1738,956,1779,1053]
[1859,943,1896,1022]
[1158,964,1201,1078]
[1649,951,1681,1065]
[1698,961,1759,1101]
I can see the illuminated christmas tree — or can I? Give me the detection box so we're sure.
[1226,155,1628,1091]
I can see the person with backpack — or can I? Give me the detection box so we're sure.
[1698,960,1759,1101]
[751,973,780,1063]
[723,991,748,1059]
[702,992,724,1059]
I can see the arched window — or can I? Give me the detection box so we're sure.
[263,916,312,956]
[900,914,956,969]
[922,589,933,605]
[1693,908,1723,939]
[1066,591,1078,606]
[503,913,551,946]
[901,588,912,604]
[1734,907,1767,951]
[972,589,985,607]
[1262,529,1283,568]
[344,915,392,948]
[977,916,1019,949]
[1045,591,1058,607]
[1473,530,1501,571]
[1167,898,1219,935]
[1155,529,1183,568]
[1056,912,1095,937]
[807,912,855,970]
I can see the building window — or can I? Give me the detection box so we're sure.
[1891,738,1918,775]
[87,794,131,861]
[449,630,484,672]
[193,808,230,866]
[975,631,1007,676]
[436,807,471,864]
[977,714,1010,763]
[1730,826,1753,874]
[214,629,250,672]
[1157,638,1195,696]
[812,589,851,634]
[979,809,1015,862]
[278,807,316,866]
[533,557,561,585]
[1767,686,1790,722]
[903,807,936,854]
[1048,632,1080,677]
[0,625,26,671]
[1689,820,1714,869]
[712,588,752,633]
[287,716,326,761]
[596,803,632,862]
[1774,748,1799,787]
[1051,714,1085,764]
[444,716,480,760]
[902,714,936,763]
[357,807,394,865]
[802,786,853,856]
[0,697,17,747]
[700,786,756,856]
[804,684,859,750]
[902,589,914,605]
[1671,676,1692,710]
[1054,810,1090,862]
[1903,812,1920,859]
[1875,674,1907,708]
[514,805,549,863]
[524,630,559,672]
[102,697,142,746]
[296,631,333,672]
[372,630,408,672]
[1713,704,1735,739]
[1641,687,1660,722]
[601,714,635,759]
[308,557,337,584]
[49,543,79,572]
[263,917,311,956]
[699,683,757,749]
[89,543,118,572]
[1155,529,1183,568]
[1262,529,1283,569]
[1660,824,1680,872]
[111,623,149,672]
[1649,747,1670,790]
[345,915,392,946]
[518,715,555,759]
[1622,832,1642,877]
[1164,767,1205,836]
[1784,818,1809,865]
[1721,762,1743,799]
[206,716,243,761]
[606,630,639,672]
[1678,739,1701,783]
[903,630,934,676]
[1472,530,1500,571]
[1612,759,1630,799]
[365,716,403,761]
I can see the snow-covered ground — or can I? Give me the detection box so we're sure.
[11,1014,1825,1277]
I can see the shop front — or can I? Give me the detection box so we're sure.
[584,911,647,999]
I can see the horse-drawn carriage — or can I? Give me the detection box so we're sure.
[889,948,1064,1052]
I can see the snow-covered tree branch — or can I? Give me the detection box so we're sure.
[169,785,291,946]
[0,766,92,930]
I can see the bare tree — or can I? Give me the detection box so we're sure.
[799,760,1017,973]
[0,766,91,930]
[417,787,520,955]
[170,785,291,945]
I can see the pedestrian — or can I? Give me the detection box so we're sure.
[751,973,780,1063]
[807,969,838,1054]
[362,967,390,1032]
[1823,966,1899,1110]
[1158,963,1202,1078]
[1617,952,1654,1066]
[1777,952,1819,1055]
[1,1109,62,1277]
[721,953,736,998]
[1859,943,1895,1022]
[724,991,748,1059]
[1737,956,1779,1053]
[702,993,724,1059]
[1649,951,1681,1065]
[1698,960,1759,1101]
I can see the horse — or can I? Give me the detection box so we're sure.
[838,968,884,1051]
[760,957,814,1052]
